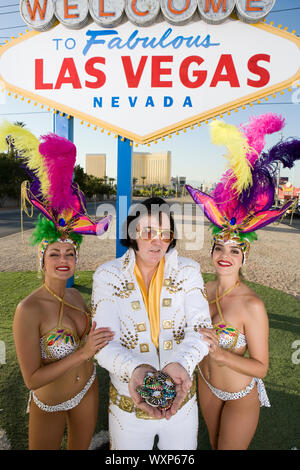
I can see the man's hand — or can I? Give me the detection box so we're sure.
[162,362,192,420]
[128,364,162,419]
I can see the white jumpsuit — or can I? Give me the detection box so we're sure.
[92,248,211,450]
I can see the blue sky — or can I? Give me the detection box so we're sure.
[0,0,300,188]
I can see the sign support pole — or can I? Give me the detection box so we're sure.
[53,112,74,287]
[116,137,132,258]
[53,112,74,142]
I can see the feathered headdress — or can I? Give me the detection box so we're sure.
[0,121,112,266]
[186,113,300,261]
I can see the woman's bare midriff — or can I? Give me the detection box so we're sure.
[200,348,253,393]
[32,358,95,405]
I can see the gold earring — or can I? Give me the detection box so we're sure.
[37,265,45,280]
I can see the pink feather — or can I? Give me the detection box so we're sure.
[212,114,285,222]
[212,171,248,224]
[39,133,76,212]
[240,113,285,166]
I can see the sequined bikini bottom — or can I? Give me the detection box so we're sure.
[27,364,97,413]
[198,366,270,407]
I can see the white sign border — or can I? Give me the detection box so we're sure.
[0,20,299,144]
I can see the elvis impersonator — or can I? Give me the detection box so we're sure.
[92,197,211,450]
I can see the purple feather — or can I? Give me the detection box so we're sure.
[259,138,300,172]
[240,138,300,213]
[29,177,42,199]
[12,151,42,199]
[71,183,87,214]
[212,171,249,223]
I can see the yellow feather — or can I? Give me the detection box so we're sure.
[210,120,252,194]
[0,121,49,199]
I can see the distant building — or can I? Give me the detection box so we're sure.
[278,182,300,201]
[279,177,289,186]
[133,151,171,186]
[171,176,186,190]
[85,154,106,179]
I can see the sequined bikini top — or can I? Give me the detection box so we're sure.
[40,284,92,362]
[210,281,247,351]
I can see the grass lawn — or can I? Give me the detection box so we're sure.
[0,271,299,450]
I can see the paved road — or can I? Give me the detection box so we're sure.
[0,198,191,238]
[0,208,36,238]
[1,200,299,238]
[278,213,300,230]
[0,202,107,238]
[0,199,138,238]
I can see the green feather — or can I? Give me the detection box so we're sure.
[239,231,258,244]
[209,223,258,243]
[30,215,83,247]
[210,223,223,235]
[30,215,59,245]
[69,232,83,246]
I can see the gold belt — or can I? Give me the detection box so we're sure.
[109,375,196,420]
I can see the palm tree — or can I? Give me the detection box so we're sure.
[141,176,146,186]
[14,121,26,128]
[7,121,26,157]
